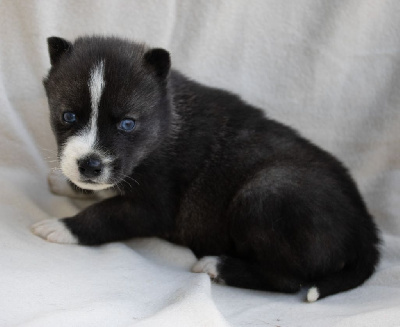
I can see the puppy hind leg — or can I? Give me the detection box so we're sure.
[192,255,302,293]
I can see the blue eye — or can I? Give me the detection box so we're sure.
[118,119,136,132]
[63,112,76,123]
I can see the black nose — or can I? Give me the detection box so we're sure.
[78,156,103,178]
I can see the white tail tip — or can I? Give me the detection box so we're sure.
[306,286,320,302]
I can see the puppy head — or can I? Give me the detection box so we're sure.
[44,36,172,190]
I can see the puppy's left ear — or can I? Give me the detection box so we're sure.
[144,48,171,79]
[47,37,72,66]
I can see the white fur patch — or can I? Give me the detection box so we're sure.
[88,60,105,128]
[73,179,113,191]
[192,256,220,279]
[31,219,78,244]
[306,286,320,302]
[60,60,114,191]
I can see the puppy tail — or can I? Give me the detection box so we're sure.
[306,247,379,302]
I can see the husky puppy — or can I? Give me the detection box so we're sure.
[32,36,380,302]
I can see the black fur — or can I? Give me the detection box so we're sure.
[43,36,380,301]
[47,37,72,66]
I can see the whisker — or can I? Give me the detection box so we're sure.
[123,175,140,186]
[39,147,57,153]
[39,148,59,159]
[112,180,123,194]
[118,174,139,188]
[120,178,133,189]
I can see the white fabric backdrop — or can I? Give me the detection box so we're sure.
[1,0,399,326]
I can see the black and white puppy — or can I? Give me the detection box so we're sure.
[32,36,380,302]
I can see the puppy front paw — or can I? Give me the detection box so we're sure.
[31,218,78,244]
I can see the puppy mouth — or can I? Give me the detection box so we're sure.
[81,179,97,184]
[72,178,114,191]
[59,160,117,191]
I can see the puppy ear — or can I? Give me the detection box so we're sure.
[144,48,171,79]
[47,37,72,66]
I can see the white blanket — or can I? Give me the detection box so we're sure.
[1,0,400,326]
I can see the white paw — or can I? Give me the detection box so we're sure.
[306,286,320,302]
[192,256,220,280]
[31,218,78,244]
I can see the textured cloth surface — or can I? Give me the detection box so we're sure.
[1,1,400,326]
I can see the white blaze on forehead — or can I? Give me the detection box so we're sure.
[79,59,106,148]
[88,60,105,140]
[60,60,112,191]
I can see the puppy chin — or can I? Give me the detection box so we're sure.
[73,180,114,191]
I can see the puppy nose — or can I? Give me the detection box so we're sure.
[78,156,103,178]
